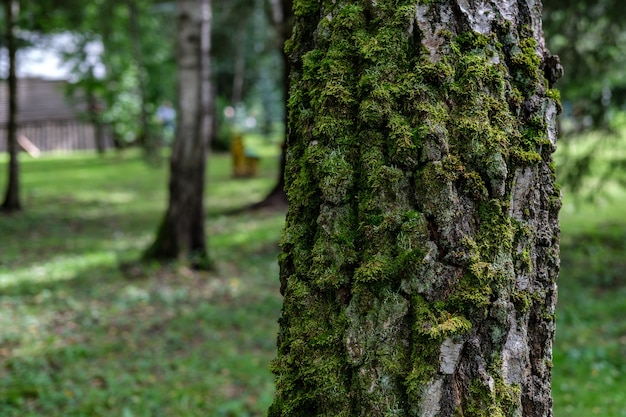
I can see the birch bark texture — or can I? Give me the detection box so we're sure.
[270,1,561,416]
[143,0,212,267]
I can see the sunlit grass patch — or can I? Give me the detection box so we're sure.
[0,251,120,290]
[210,211,285,250]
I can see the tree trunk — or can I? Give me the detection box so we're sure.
[143,0,212,269]
[231,21,246,105]
[86,67,106,156]
[1,0,21,213]
[244,0,292,211]
[127,0,157,162]
[270,1,562,416]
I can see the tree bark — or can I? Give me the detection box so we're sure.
[143,0,212,269]
[1,0,21,213]
[270,1,561,416]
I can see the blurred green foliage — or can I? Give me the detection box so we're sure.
[544,0,626,133]
[544,0,626,195]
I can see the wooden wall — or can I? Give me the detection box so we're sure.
[0,120,114,153]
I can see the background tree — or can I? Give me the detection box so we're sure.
[270,1,561,416]
[127,0,156,160]
[63,34,108,155]
[1,0,20,212]
[49,0,177,153]
[143,0,212,268]
[243,0,293,211]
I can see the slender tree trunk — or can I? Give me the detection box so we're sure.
[1,0,21,213]
[127,0,156,161]
[268,0,292,113]
[86,67,106,155]
[143,0,212,269]
[231,21,246,105]
[93,113,105,154]
[244,0,292,211]
[270,1,562,416]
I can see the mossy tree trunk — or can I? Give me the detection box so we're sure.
[270,1,562,416]
[1,0,21,213]
[143,0,212,269]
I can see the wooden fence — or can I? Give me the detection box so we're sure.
[0,119,114,153]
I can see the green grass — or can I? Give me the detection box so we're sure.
[551,127,626,416]
[1,148,284,417]
[1,142,626,416]
[553,189,626,417]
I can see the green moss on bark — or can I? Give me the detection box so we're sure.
[271,1,560,416]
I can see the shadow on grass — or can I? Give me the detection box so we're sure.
[1,239,282,417]
[559,221,626,290]
[0,200,165,291]
[1,150,287,415]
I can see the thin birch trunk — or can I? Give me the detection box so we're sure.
[144,0,213,268]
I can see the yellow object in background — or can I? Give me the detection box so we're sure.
[231,133,259,178]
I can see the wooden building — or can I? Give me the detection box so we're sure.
[0,78,113,153]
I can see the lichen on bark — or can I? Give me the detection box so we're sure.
[270,1,560,416]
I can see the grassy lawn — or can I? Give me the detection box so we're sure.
[553,128,626,416]
[554,188,626,417]
[1,142,625,416]
[1,148,284,417]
